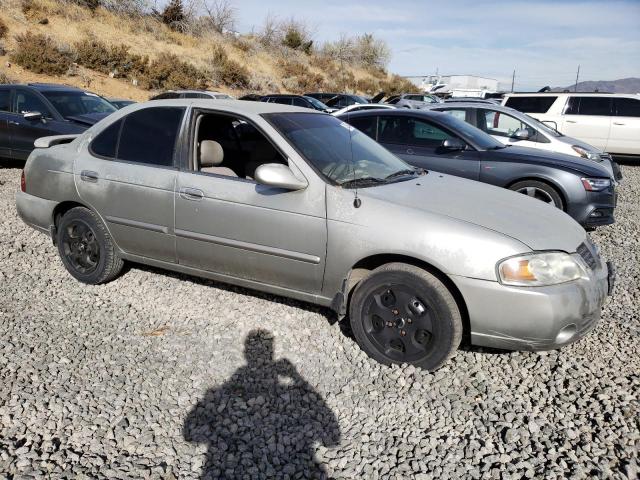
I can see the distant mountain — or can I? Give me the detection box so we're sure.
[551,77,640,94]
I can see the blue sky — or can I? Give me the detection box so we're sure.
[230,0,640,90]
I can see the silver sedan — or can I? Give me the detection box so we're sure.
[15,100,615,370]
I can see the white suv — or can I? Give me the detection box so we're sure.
[502,93,640,157]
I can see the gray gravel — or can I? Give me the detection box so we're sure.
[1,164,639,479]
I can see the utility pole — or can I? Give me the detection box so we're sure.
[511,69,515,92]
[574,65,580,92]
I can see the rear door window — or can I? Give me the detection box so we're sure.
[504,96,557,113]
[348,116,377,139]
[614,97,640,117]
[379,116,454,147]
[0,89,11,112]
[118,107,185,166]
[440,109,467,122]
[565,97,612,116]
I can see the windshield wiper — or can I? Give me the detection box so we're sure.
[385,168,419,180]
[339,177,387,188]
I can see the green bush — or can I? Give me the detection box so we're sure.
[11,33,72,75]
[208,45,250,89]
[140,52,207,90]
[75,39,147,78]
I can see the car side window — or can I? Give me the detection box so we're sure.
[504,96,557,113]
[481,110,533,138]
[90,119,122,158]
[14,90,53,118]
[440,109,467,122]
[348,116,377,139]
[565,97,612,116]
[379,116,453,147]
[292,97,308,108]
[0,89,10,112]
[614,98,640,117]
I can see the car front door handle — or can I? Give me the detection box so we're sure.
[565,120,577,124]
[180,187,204,201]
[8,120,19,126]
[613,122,625,126]
[80,170,98,183]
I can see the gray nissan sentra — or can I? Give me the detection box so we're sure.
[15,100,615,370]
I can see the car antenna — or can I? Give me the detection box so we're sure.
[347,108,361,208]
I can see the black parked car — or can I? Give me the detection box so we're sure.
[0,83,117,161]
[338,109,617,227]
[324,94,369,109]
[260,94,332,112]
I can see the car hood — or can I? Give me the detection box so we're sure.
[358,173,586,252]
[65,112,111,126]
[488,145,611,177]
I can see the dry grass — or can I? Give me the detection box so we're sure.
[0,0,411,99]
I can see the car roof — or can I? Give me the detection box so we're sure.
[338,108,443,120]
[505,92,638,99]
[144,98,319,114]
[263,94,305,98]
[23,83,87,92]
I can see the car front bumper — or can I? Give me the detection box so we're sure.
[450,258,612,351]
[569,187,617,228]
[15,190,57,235]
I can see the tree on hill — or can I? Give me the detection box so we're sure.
[161,0,185,30]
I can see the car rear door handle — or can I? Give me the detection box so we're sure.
[80,170,98,183]
[180,187,204,201]
[406,148,415,155]
[613,122,625,126]
[565,120,577,123]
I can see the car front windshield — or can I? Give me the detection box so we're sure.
[304,96,329,110]
[41,91,117,117]
[435,113,506,150]
[265,112,415,186]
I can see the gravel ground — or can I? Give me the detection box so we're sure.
[1,164,638,479]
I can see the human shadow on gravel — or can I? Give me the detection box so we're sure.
[183,329,341,480]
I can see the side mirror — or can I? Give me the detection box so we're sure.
[255,163,308,191]
[512,128,530,140]
[442,138,466,151]
[23,111,43,121]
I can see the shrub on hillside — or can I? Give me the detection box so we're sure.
[161,0,185,31]
[11,33,73,75]
[140,53,207,90]
[65,0,101,10]
[208,44,250,89]
[0,17,7,39]
[356,77,381,96]
[75,39,147,78]
[0,71,16,84]
[380,74,416,95]
[277,60,325,93]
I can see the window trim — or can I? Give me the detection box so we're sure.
[87,106,187,170]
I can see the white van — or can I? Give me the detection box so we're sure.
[502,93,640,157]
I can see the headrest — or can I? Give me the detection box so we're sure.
[200,140,224,167]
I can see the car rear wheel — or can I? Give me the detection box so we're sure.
[349,263,462,371]
[509,180,564,209]
[56,207,124,284]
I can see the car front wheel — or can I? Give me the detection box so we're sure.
[56,207,124,284]
[349,263,462,371]
[509,180,564,209]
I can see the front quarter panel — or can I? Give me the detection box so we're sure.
[322,185,531,298]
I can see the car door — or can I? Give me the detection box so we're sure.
[560,96,612,150]
[174,109,327,293]
[376,114,480,179]
[8,88,62,160]
[75,106,186,263]
[0,87,11,158]
[609,97,640,155]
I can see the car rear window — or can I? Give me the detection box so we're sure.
[504,96,557,113]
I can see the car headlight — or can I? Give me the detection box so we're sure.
[572,145,602,161]
[498,252,586,286]
[581,177,611,191]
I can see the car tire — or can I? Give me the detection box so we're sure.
[56,207,124,284]
[509,180,564,210]
[349,263,462,371]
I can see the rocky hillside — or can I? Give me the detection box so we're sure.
[552,77,640,94]
[0,0,414,101]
